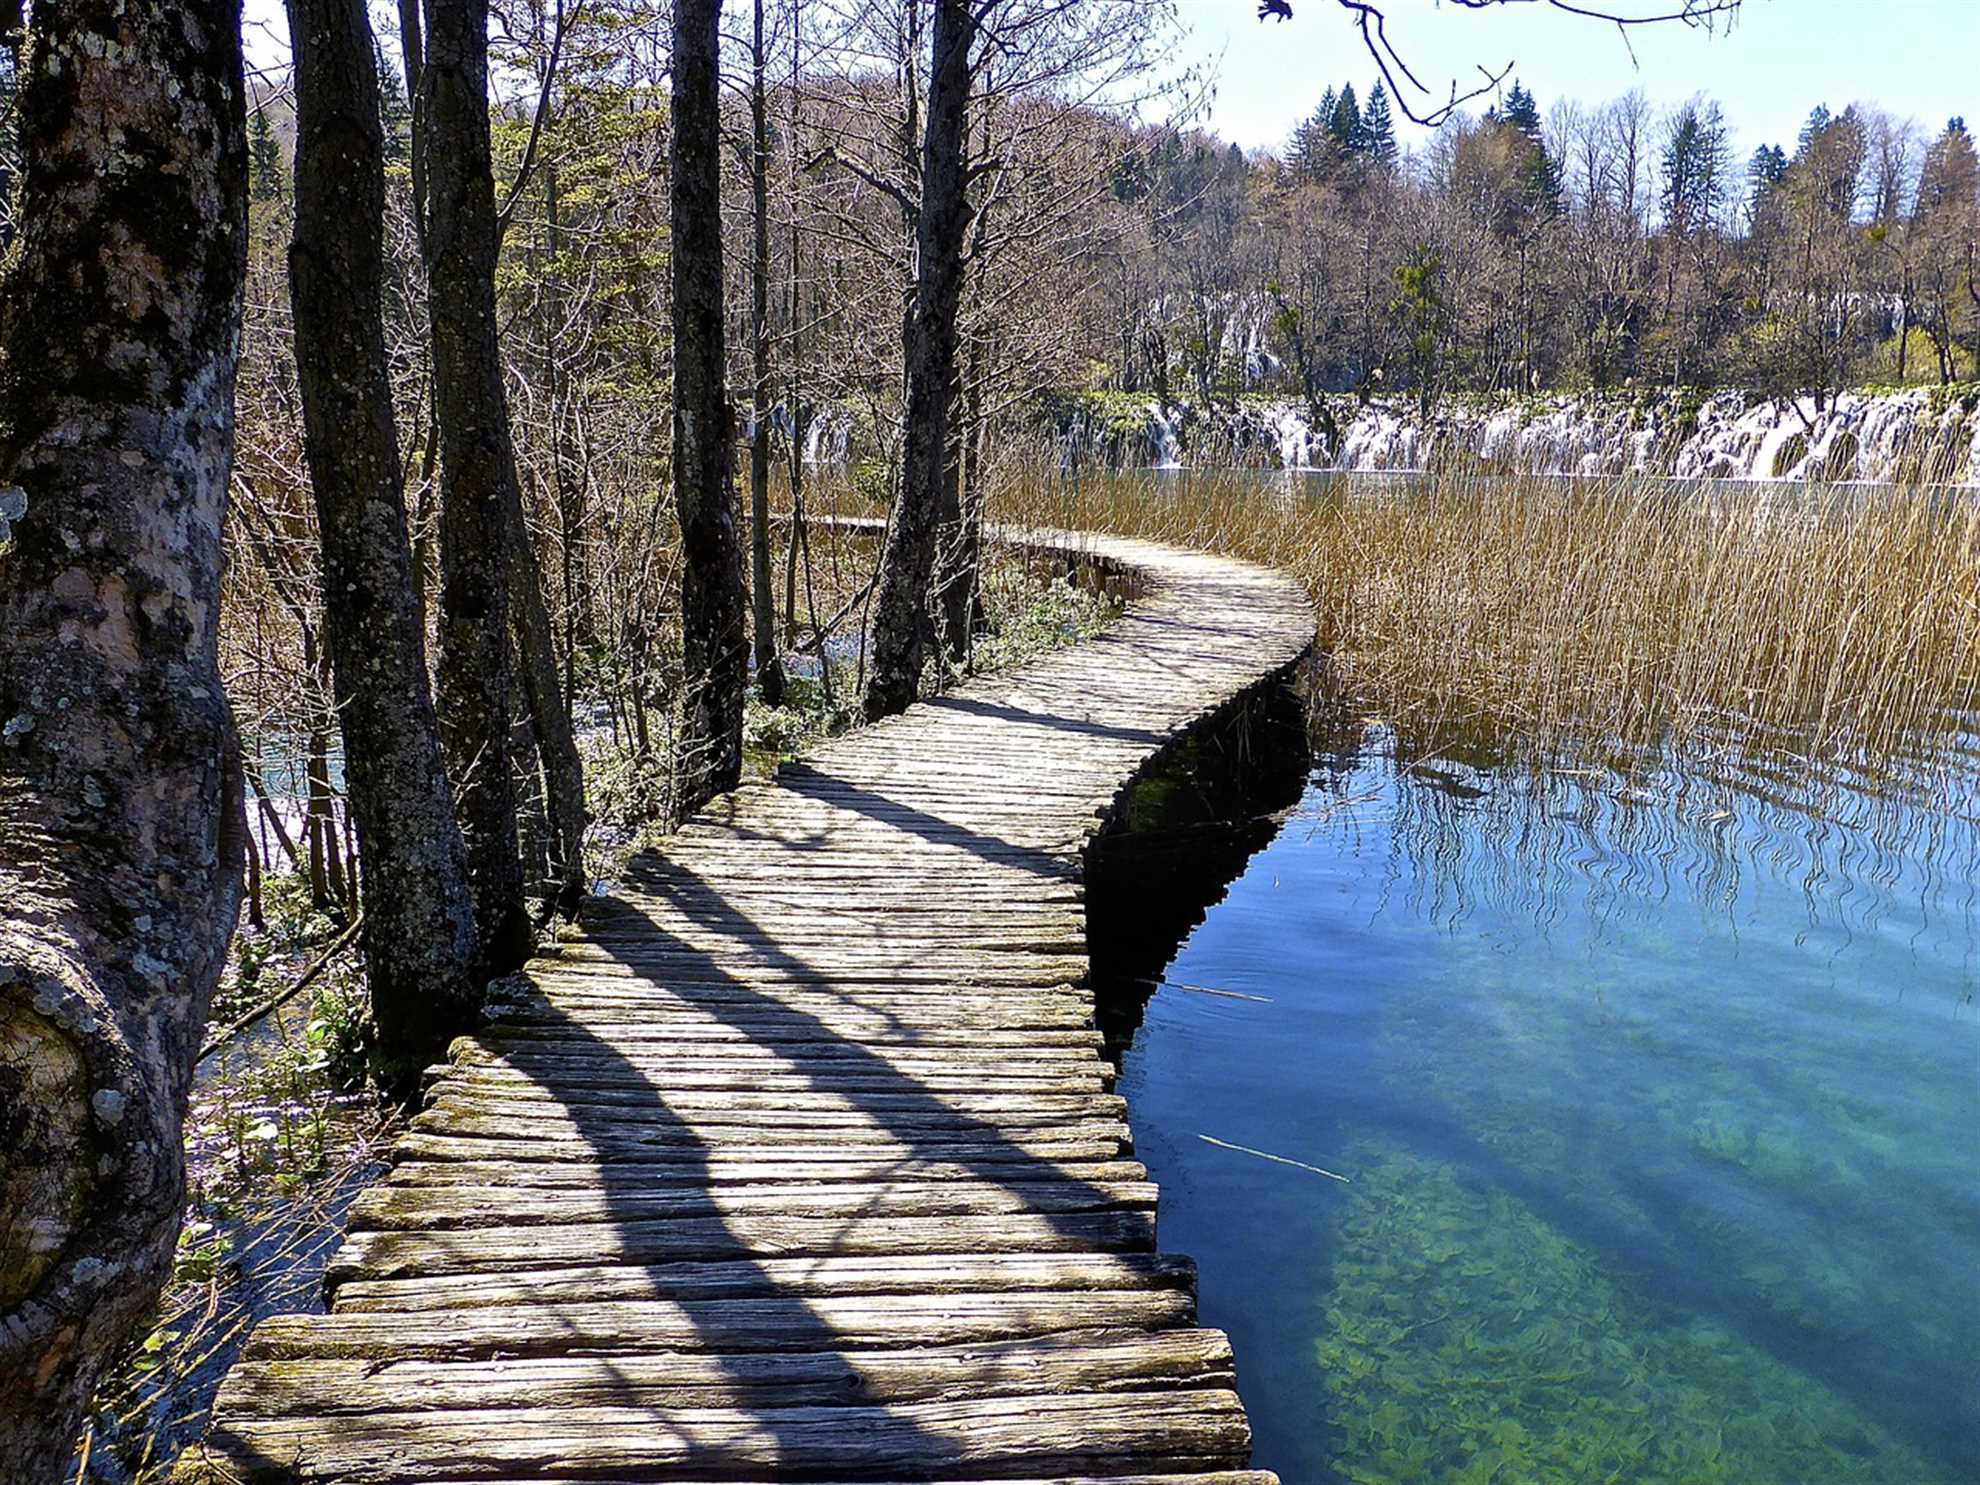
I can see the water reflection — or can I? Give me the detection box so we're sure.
[1113,685,1980,1484]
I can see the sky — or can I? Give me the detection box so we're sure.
[241,0,1977,167]
[1170,0,1978,163]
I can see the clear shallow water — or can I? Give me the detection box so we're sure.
[1116,723,1980,1485]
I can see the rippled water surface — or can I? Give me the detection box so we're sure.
[1116,723,1979,1485]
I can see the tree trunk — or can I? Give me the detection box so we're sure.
[507,495,588,917]
[670,0,747,812]
[421,0,532,974]
[0,3,247,1475]
[862,0,975,720]
[748,0,785,708]
[287,0,484,1086]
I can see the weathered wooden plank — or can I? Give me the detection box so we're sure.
[387,1133,1131,1167]
[193,1389,1254,1480]
[382,1157,1147,1190]
[327,1210,1158,1282]
[447,1041,1107,1074]
[406,1108,1134,1150]
[247,1292,1197,1361]
[418,1086,1129,1121]
[349,1179,1159,1232]
[212,1329,1235,1415]
[333,1252,1194,1312]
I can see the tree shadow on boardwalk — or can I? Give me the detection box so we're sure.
[193,678,1316,1482]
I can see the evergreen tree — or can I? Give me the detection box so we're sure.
[1499,80,1561,216]
[1661,100,1730,234]
[1362,81,1399,170]
[1796,104,1832,160]
[250,104,283,201]
[1914,117,1977,219]
[377,41,412,163]
[1290,88,1338,182]
[1502,81,1542,142]
[1329,82,1361,150]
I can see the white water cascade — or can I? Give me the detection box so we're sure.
[1109,388,1980,484]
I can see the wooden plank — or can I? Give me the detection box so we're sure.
[382,1157,1148,1189]
[332,1252,1195,1312]
[405,1108,1134,1150]
[347,1179,1160,1231]
[326,1210,1158,1282]
[246,1292,1198,1361]
[211,1332,1236,1419]
[193,1389,1254,1480]
[387,1134,1131,1168]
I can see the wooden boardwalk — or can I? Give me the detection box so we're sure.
[188,529,1313,1484]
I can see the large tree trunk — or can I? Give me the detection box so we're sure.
[670,0,747,812]
[0,3,247,1475]
[421,0,532,974]
[287,0,484,1087]
[862,0,975,720]
[748,0,785,708]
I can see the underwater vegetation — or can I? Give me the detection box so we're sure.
[1316,1145,1946,1485]
[1116,712,1977,1485]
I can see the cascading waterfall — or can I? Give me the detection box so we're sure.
[1066,387,1980,483]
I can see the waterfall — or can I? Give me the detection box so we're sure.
[802,410,851,465]
[1086,388,1980,483]
[1148,402,1184,469]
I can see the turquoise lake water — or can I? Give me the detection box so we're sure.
[1115,720,1979,1484]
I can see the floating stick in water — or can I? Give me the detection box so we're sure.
[1199,1134,1351,1183]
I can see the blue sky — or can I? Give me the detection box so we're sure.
[1173,0,1978,161]
[243,0,1976,167]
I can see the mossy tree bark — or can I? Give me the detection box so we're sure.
[420,0,534,973]
[862,0,976,721]
[671,0,747,811]
[0,3,247,1475]
[286,0,484,1087]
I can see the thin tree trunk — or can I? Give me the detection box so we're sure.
[0,3,247,1473]
[421,0,532,974]
[748,0,785,707]
[508,496,588,917]
[863,0,976,720]
[671,0,747,811]
[286,0,484,1084]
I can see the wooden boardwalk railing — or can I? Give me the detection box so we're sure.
[185,527,1313,1484]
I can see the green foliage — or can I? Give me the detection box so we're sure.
[249,106,283,203]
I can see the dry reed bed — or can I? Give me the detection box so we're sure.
[993,471,1980,791]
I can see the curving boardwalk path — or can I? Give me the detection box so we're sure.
[186,529,1313,1485]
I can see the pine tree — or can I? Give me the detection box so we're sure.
[250,104,283,201]
[1362,81,1399,170]
[1796,104,1832,160]
[1329,82,1361,150]
[1747,143,1787,192]
[1502,82,1543,144]
[1662,101,1730,234]
[377,41,412,163]
[1499,81,1560,216]
[1289,89,1338,182]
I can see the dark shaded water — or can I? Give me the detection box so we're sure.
[1103,699,1979,1485]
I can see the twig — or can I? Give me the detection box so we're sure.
[1132,976,1273,1004]
[199,917,364,1063]
[1199,1133,1351,1183]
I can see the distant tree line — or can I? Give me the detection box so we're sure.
[1113,86,1978,420]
